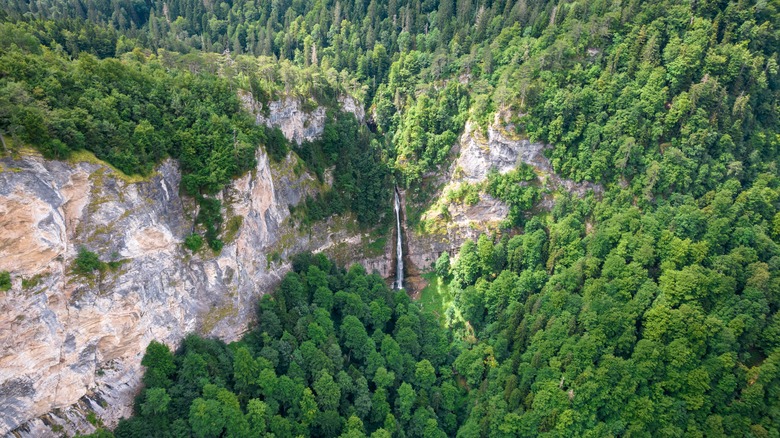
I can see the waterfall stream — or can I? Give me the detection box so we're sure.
[394,188,404,289]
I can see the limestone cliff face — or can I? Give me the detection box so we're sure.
[239,93,364,145]
[404,116,602,279]
[0,97,390,437]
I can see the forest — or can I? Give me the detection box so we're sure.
[111,254,460,438]
[1,0,779,436]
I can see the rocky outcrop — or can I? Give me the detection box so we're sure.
[239,93,365,145]
[338,96,365,123]
[0,99,390,437]
[404,116,602,279]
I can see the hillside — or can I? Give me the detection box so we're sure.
[1,0,779,437]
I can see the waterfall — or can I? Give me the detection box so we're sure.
[394,188,404,289]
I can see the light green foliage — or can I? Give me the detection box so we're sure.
[395,383,416,422]
[140,388,170,417]
[189,398,224,438]
[184,234,203,252]
[393,81,469,183]
[485,166,541,226]
[414,360,436,389]
[313,372,341,412]
[452,240,481,287]
[232,346,258,396]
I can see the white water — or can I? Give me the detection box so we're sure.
[394,188,404,289]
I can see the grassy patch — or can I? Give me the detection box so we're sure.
[266,251,282,268]
[201,302,239,334]
[68,149,150,184]
[223,215,244,244]
[418,272,453,323]
[364,237,387,257]
[86,411,101,427]
[21,273,45,290]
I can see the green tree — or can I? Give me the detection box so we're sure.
[414,360,436,390]
[189,398,224,438]
[141,341,176,388]
[435,252,450,279]
[395,382,416,421]
[314,372,341,412]
[140,387,171,417]
[233,346,259,396]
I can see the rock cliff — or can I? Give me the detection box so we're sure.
[0,97,390,437]
[0,99,596,436]
[403,116,602,282]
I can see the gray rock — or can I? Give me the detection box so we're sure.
[0,97,388,437]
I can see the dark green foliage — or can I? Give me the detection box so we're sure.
[141,341,176,389]
[196,197,224,251]
[295,113,390,226]
[116,255,460,437]
[264,127,289,162]
[445,174,780,436]
[0,271,10,291]
[183,234,203,252]
[4,0,780,436]
[73,247,104,276]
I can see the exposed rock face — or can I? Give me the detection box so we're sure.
[404,118,602,277]
[0,98,390,437]
[338,95,365,123]
[256,98,327,145]
[240,93,366,145]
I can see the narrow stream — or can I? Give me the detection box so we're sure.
[394,188,404,290]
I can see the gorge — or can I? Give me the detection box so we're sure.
[1,0,779,436]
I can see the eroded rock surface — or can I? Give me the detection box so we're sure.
[1,99,389,437]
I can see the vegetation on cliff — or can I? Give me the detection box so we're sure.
[2,0,779,436]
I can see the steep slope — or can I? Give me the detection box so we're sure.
[403,115,602,287]
[0,99,390,437]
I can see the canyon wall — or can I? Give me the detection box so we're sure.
[0,98,390,437]
[403,116,602,280]
[0,98,600,437]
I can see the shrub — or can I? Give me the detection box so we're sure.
[0,271,11,291]
[184,234,204,252]
[73,247,104,276]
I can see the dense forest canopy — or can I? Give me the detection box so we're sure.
[2,0,780,437]
[3,0,778,191]
[113,255,461,437]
